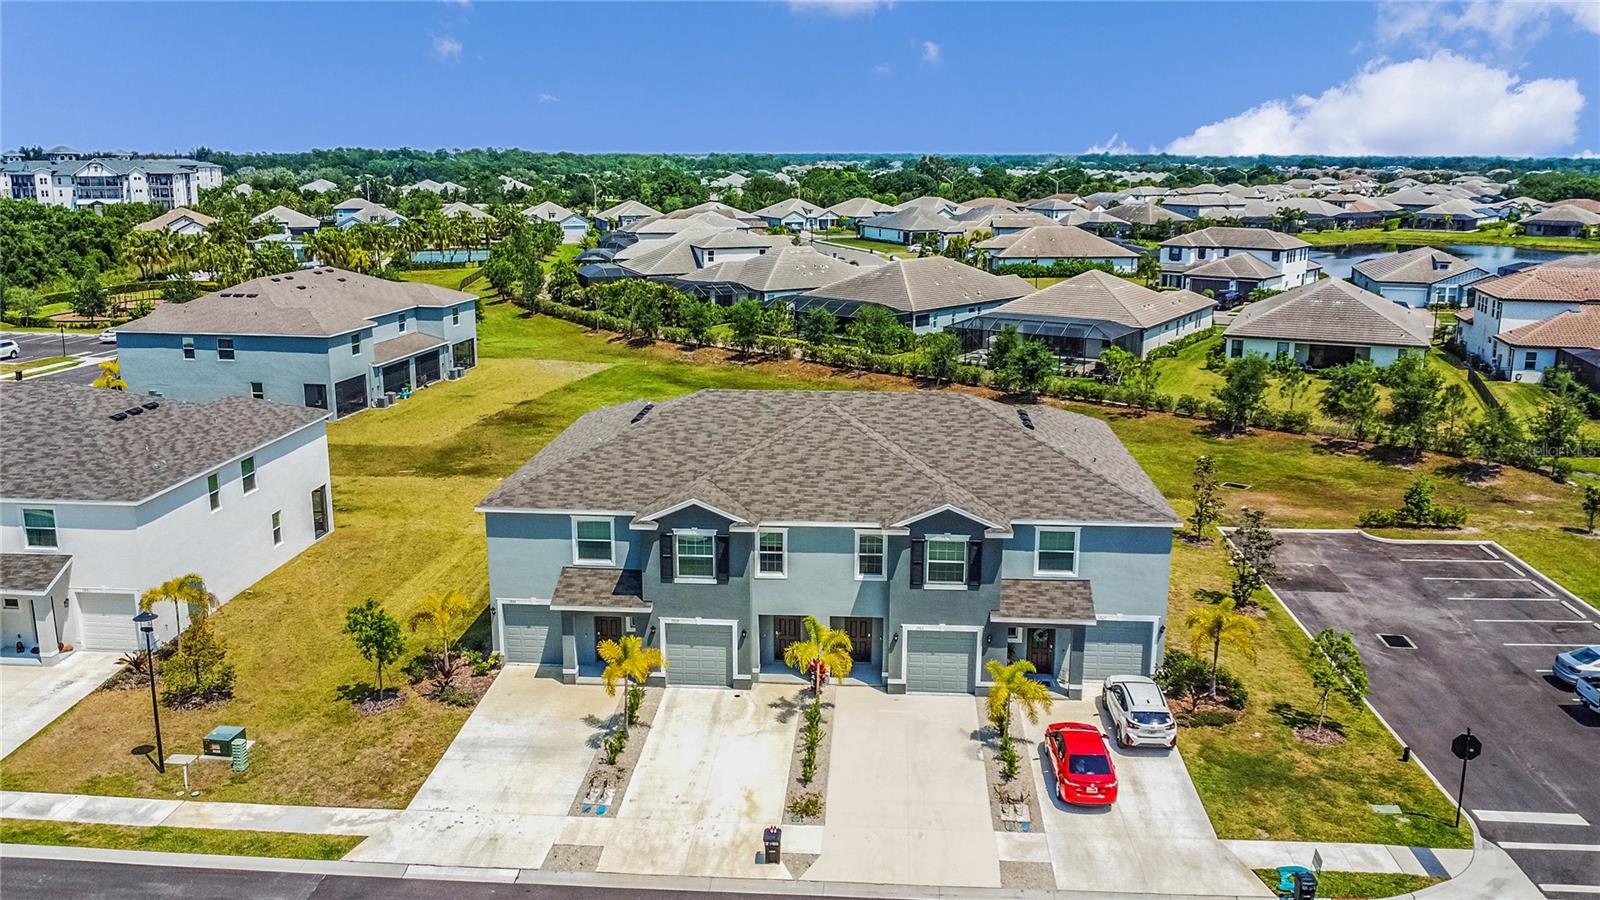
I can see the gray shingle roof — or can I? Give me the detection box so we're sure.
[0,553,72,594]
[828,197,895,218]
[1521,204,1600,227]
[597,199,661,219]
[551,567,648,611]
[371,332,446,365]
[993,579,1095,623]
[116,268,473,338]
[1352,248,1487,285]
[1104,203,1190,226]
[978,226,1137,260]
[1160,226,1309,251]
[135,208,216,232]
[990,270,1215,329]
[796,257,1032,314]
[480,390,1178,527]
[1183,254,1282,280]
[1,384,326,504]
[859,208,965,234]
[1224,279,1433,348]
[677,247,857,294]
[252,206,319,230]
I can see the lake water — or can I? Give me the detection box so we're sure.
[410,249,489,264]
[1309,243,1590,281]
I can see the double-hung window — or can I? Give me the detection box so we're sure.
[572,517,614,565]
[1035,528,1079,576]
[22,508,57,548]
[925,536,967,586]
[182,337,195,360]
[217,338,235,360]
[207,473,221,510]
[270,511,283,546]
[855,532,885,580]
[398,313,408,333]
[241,456,257,493]
[674,532,716,581]
[351,333,362,354]
[452,307,461,326]
[756,529,786,578]
[250,382,265,400]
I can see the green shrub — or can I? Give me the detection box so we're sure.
[787,791,824,819]
[1175,394,1205,417]
[432,684,476,707]
[996,734,1021,782]
[603,725,627,765]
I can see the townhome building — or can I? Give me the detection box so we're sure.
[3,152,223,210]
[478,390,1178,696]
[1,384,331,662]
[1460,257,1600,382]
[116,269,478,418]
[1157,227,1318,300]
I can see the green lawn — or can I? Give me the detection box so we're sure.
[396,265,483,294]
[1252,869,1444,899]
[1298,226,1600,253]
[0,354,74,376]
[815,236,919,259]
[0,819,361,860]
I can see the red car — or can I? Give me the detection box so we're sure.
[1045,722,1119,806]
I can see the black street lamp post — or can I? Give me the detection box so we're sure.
[133,610,165,773]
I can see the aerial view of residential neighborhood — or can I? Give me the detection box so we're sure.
[2,2,1598,899]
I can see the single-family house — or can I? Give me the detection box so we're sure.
[1158,227,1317,300]
[1489,306,1600,385]
[442,201,492,220]
[595,200,658,231]
[857,208,965,248]
[251,206,321,260]
[790,256,1031,332]
[117,268,479,418]
[675,247,860,304]
[1519,204,1600,239]
[477,389,1179,696]
[893,196,967,217]
[1223,278,1433,368]
[1055,208,1134,237]
[955,270,1215,363]
[133,207,216,236]
[827,197,894,224]
[973,212,1058,236]
[403,179,465,196]
[1349,248,1491,309]
[333,197,404,228]
[1104,202,1190,233]
[1023,198,1085,221]
[300,178,339,194]
[1413,199,1490,231]
[751,198,838,232]
[1160,193,1247,220]
[499,175,535,193]
[1461,257,1600,381]
[524,201,591,243]
[977,226,1139,274]
[1,383,332,661]
[233,183,254,197]
[685,231,789,269]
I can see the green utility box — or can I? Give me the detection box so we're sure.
[203,725,246,757]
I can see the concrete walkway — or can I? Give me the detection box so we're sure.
[0,791,396,836]
[1,652,123,759]
[1223,839,1474,878]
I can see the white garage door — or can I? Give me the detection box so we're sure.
[665,623,731,687]
[500,602,559,667]
[1080,620,1154,682]
[76,592,138,652]
[905,630,975,694]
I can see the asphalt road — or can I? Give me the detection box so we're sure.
[1264,531,1600,899]
[0,329,109,360]
[0,858,826,900]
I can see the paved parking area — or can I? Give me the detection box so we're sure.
[1264,530,1600,899]
[0,330,107,360]
[0,653,123,759]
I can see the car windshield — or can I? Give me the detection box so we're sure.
[1131,710,1172,726]
[1067,754,1111,776]
[1571,647,1600,664]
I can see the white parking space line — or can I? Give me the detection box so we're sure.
[1475,810,1591,826]
[1474,619,1588,624]
[1560,601,1598,621]
[1425,576,1533,582]
[1451,596,1559,602]
[1533,581,1554,597]
[1499,843,1600,853]
[1404,558,1523,575]
[1505,643,1590,648]
[1539,885,1600,895]
[1536,669,1554,674]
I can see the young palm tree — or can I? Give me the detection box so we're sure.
[983,658,1054,738]
[783,615,853,696]
[137,573,215,651]
[407,590,474,677]
[598,634,666,730]
[1184,596,1258,699]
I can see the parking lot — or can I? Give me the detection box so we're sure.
[0,329,113,385]
[1264,530,1600,899]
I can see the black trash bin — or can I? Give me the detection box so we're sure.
[762,826,781,864]
[1292,870,1317,900]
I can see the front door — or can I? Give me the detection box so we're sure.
[773,616,803,659]
[844,617,873,663]
[1027,628,1056,674]
[595,615,622,653]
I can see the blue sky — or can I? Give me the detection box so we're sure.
[3,1,1597,156]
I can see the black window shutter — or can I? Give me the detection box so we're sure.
[966,541,982,588]
[715,535,730,583]
[909,539,925,588]
[659,534,674,583]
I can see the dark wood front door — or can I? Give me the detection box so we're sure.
[844,618,874,663]
[774,616,803,659]
[1027,628,1056,674]
[595,616,623,653]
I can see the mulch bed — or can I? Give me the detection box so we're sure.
[542,843,602,873]
[783,852,818,880]
[568,687,662,818]
[781,685,834,825]
[418,666,499,706]
[1293,724,1348,747]
[975,699,1045,834]
[353,688,406,716]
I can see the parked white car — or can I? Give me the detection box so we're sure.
[1553,645,1600,686]
[1577,674,1600,716]
[1102,675,1177,749]
[0,339,18,360]
[98,328,118,344]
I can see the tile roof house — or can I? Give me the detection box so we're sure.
[116,268,479,418]
[751,198,838,232]
[133,207,216,235]
[977,226,1139,273]
[1519,204,1600,239]
[523,201,591,243]
[1157,227,1318,300]
[596,199,661,229]
[300,178,339,194]
[1413,199,1493,231]
[1224,278,1433,368]
[1,384,332,661]
[790,256,1033,332]
[674,246,859,302]
[1350,248,1491,309]
[1461,257,1600,382]
[477,389,1177,695]
[1104,202,1191,229]
[827,196,895,222]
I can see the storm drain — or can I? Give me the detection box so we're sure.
[1377,634,1417,649]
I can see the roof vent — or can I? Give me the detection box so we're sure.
[630,402,655,424]
[1017,409,1035,430]
[109,412,128,421]
[141,401,159,410]
[124,406,143,416]
[270,277,280,282]
[337,277,346,282]
[297,285,307,290]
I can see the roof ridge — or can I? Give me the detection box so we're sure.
[997,399,1179,522]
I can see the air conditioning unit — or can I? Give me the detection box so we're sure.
[373,396,390,409]
[445,367,463,381]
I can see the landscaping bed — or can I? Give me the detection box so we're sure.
[975,698,1044,834]
[781,686,834,825]
[0,818,362,861]
[1251,869,1444,899]
[567,686,662,818]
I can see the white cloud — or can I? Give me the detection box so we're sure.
[1377,1,1599,51]
[1165,52,1585,157]
[872,63,892,75]
[788,0,891,16]
[920,40,941,64]
[1082,134,1139,155]
[430,35,462,61]
[537,93,560,104]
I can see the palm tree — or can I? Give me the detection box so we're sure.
[782,615,853,696]
[598,633,667,730]
[137,573,215,651]
[122,230,171,280]
[408,591,474,677]
[1184,596,1258,699]
[984,658,1054,736]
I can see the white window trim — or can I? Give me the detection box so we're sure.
[182,337,196,360]
[21,506,58,550]
[1033,526,1081,578]
[241,456,258,494]
[271,510,283,546]
[206,472,222,512]
[570,516,615,567]
[854,529,887,582]
[924,533,969,590]
[217,338,236,362]
[673,528,718,584]
[755,527,787,579]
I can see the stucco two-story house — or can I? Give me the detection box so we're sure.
[116,269,478,419]
[1158,227,1318,301]
[1,384,331,662]
[478,390,1179,698]
[1461,257,1600,382]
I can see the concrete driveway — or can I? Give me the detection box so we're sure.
[803,688,1000,889]
[560,683,798,880]
[1,652,122,759]
[347,668,616,869]
[1023,697,1269,897]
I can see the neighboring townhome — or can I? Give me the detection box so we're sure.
[1223,278,1433,368]
[477,389,1179,696]
[596,199,662,230]
[977,225,1139,273]
[133,207,216,236]
[751,198,837,232]
[1158,226,1317,299]
[2,154,223,210]
[675,246,861,303]
[300,178,339,194]
[1,383,332,661]
[1460,257,1600,380]
[116,268,479,418]
[524,201,591,243]
[955,270,1215,363]
[789,256,1032,333]
[1350,247,1491,309]
[857,207,965,248]
[827,196,894,224]
[1488,306,1600,385]
[1519,204,1600,239]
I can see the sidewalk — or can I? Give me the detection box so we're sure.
[0,791,397,836]
[1222,839,1473,877]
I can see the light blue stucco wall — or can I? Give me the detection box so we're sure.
[1226,336,1412,367]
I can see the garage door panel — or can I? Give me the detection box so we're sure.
[76,592,138,652]
[501,603,560,668]
[905,630,975,694]
[1081,620,1153,682]
[666,623,731,687]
